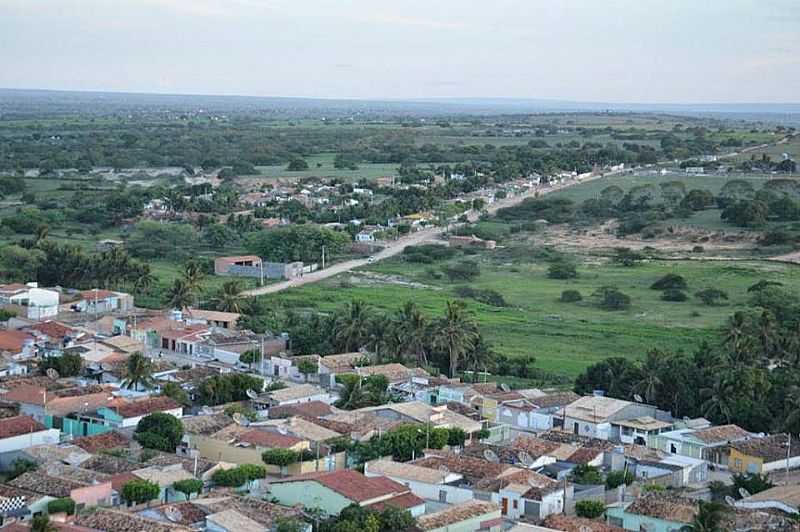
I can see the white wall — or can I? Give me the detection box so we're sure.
[120,407,183,428]
[763,455,800,473]
[0,429,60,453]
[564,418,611,440]
[363,471,473,505]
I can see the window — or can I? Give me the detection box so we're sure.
[513,500,518,510]
[439,490,447,503]
[747,463,758,474]
[734,459,743,469]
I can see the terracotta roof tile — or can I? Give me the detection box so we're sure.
[542,514,625,532]
[0,330,33,353]
[72,431,130,453]
[417,500,500,531]
[75,508,193,532]
[366,491,424,512]
[730,433,800,462]
[274,470,407,503]
[625,493,697,524]
[0,384,47,406]
[237,429,304,448]
[268,400,334,419]
[692,424,750,444]
[111,396,181,418]
[0,415,46,439]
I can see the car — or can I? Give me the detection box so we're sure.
[367,256,375,263]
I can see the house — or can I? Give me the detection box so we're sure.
[197,331,285,366]
[364,458,475,506]
[184,308,240,330]
[263,261,304,280]
[511,435,605,469]
[729,433,800,474]
[268,470,425,517]
[416,500,502,532]
[159,324,210,356]
[735,484,800,515]
[563,395,667,441]
[355,363,429,385]
[0,283,59,321]
[72,431,131,454]
[361,401,483,439]
[0,330,35,359]
[536,515,624,532]
[268,400,335,420]
[262,384,335,408]
[316,352,367,387]
[0,355,27,377]
[0,415,60,455]
[188,495,309,531]
[74,289,133,314]
[412,452,564,520]
[214,256,263,276]
[75,507,194,532]
[648,424,751,466]
[8,468,113,507]
[95,396,183,429]
[132,464,196,503]
[611,417,673,446]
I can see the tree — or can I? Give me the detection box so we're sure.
[276,517,309,532]
[46,497,76,515]
[560,289,582,302]
[431,301,479,378]
[571,465,603,485]
[447,427,467,447]
[40,352,82,378]
[262,449,300,476]
[161,381,190,407]
[297,359,318,382]
[239,349,261,370]
[0,244,45,282]
[287,157,309,171]
[172,478,203,500]
[547,261,577,279]
[134,412,184,452]
[633,350,665,404]
[442,261,480,282]
[612,247,643,267]
[211,280,243,313]
[661,289,688,302]
[575,500,606,519]
[246,225,350,263]
[212,464,266,487]
[166,278,195,310]
[121,479,160,505]
[122,352,155,390]
[334,299,371,352]
[651,273,687,290]
[687,501,727,532]
[182,260,206,298]
[395,301,429,366]
[31,515,56,532]
[731,472,774,497]
[695,288,728,306]
[127,221,196,260]
[594,286,631,311]
[605,470,633,489]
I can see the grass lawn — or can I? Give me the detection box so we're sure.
[263,252,800,378]
[253,153,400,181]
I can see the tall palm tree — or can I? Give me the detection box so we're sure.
[700,377,734,423]
[334,300,371,352]
[724,312,755,366]
[756,310,778,361]
[431,301,479,378]
[212,280,243,313]
[182,261,206,305]
[687,501,727,532]
[783,386,800,434]
[395,302,429,366]
[366,315,397,363]
[166,278,194,311]
[122,352,155,390]
[633,349,664,404]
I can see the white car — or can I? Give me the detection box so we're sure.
[367,256,375,263]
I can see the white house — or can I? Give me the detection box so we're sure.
[563,395,664,441]
[0,283,59,320]
[0,415,60,454]
[365,459,474,506]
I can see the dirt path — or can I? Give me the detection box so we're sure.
[241,171,613,296]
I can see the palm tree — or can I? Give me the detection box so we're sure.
[366,315,398,363]
[724,312,755,366]
[700,377,734,423]
[431,301,479,378]
[182,260,206,306]
[166,278,194,311]
[756,310,778,361]
[212,280,243,313]
[687,501,727,532]
[395,302,429,366]
[334,300,371,352]
[783,386,800,434]
[122,352,155,390]
[633,349,664,404]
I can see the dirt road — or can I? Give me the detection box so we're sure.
[240,172,613,297]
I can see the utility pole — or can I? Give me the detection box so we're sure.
[787,433,792,485]
[321,245,326,270]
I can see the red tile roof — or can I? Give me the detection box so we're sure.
[72,431,131,453]
[268,400,334,419]
[238,429,303,449]
[108,471,138,492]
[110,396,181,419]
[80,289,118,300]
[0,330,33,353]
[1,384,47,406]
[366,491,425,512]
[0,415,46,439]
[275,470,408,503]
[26,321,76,340]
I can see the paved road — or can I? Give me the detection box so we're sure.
[241,172,612,297]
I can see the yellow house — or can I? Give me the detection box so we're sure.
[729,434,800,475]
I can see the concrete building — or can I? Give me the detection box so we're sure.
[729,433,800,474]
[0,283,59,320]
[214,256,262,275]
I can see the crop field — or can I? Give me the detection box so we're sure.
[263,249,800,378]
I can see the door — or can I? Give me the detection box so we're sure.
[501,498,508,515]
[573,422,579,435]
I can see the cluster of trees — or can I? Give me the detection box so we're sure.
[211,464,266,487]
[134,412,185,452]
[329,423,470,464]
[275,300,491,379]
[575,282,800,432]
[246,224,351,263]
[197,373,264,406]
[318,503,414,532]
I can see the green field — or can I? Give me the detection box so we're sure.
[262,250,800,378]
[252,153,401,181]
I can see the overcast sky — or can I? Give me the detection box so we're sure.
[1,0,798,103]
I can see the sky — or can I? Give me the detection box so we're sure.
[1,0,798,103]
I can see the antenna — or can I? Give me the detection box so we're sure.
[499,383,510,393]
[633,394,643,403]
[46,368,60,380]
[246,388,259,400]
[164,506,183,523]
[738,487,751,499]
[725,495,737,506]
[517,451,534,467]
[483,449,499,463]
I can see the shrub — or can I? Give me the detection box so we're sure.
[403,244,455,263]
[560,290,583,303]
[454,286,507,307]
[605,470,634,489]
[661,289,688,302]
[442,261,480,281]
[692,245,705,253]
[47,497,76,515]
[695,288,729,306]
[575,500,606,519]
[642,483,666,493]
[121,479,160,505]
[262,449,300,467]
[134,413,184,452]
[212,464,266,487]
[651,273,687,290]
[446,427,467,447]
[172,478,203,499]
[547,261,577,279]
[572,465,603,485]
[612,247,643,267]
[594,287,631,311]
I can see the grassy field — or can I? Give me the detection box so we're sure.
[252,153,402,181]
[262,249,800,378]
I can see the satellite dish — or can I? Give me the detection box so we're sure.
[739,487,751,499]
[246,388,259,400]
[483,449,499,463]
[633,394,643,403]
[46,368,60,380]
[518,451,534,467]
[165,506,183,523]
[499,383,510,393]
[725,495,737,506]
[276,426,289,435]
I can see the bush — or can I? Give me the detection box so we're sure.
[692,245,705,253]
[594,287,631,311]
[661,289,688,302]
[547,261,577,279]
[262,448,300,467]
[572,465,603,485]
[651,273,687,290]
[212,464,266,487]
[47,497,76,515]
[575,500,606,519]
[134,413,184,452]
[612,247,643,267]
[560,290,583,303]
[695,288,728,306]
[122,479,160,505]
[403,244,456,263]
[442,261,480,281]
[453,286,507,307]
[605,470,634,489]
[642,483,666,493]
[172,478,203,499]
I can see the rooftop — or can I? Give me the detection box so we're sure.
[8,470,86,497]
[0,415,46,439]
[185,308,241,323]
[367,458,454,484]
[75,508,193,532]
[79,289,119,300]
[273,470,407,503]
[265,416,342,442]
[207,509,264,532]
[268,400,334,419]
[0,330,33,353]
[731,433,800,462]
[741,484,800,508]
[528,391,581,409]
[564,395,633,423]
[416,500,500,531]
[412,453,512,484]
[317,352,365,372]
[541,514,625,532]
[625,493,698,524]
[613,416,673,432]
[355,363,429,383]
[192,495,302,528]
[268,383,327,403]
[236,428,305,449]
[181,413,234,436]
[25,321,77,340]
[691,424,751,444]
[109,396,181,418]
[132,464,194,487]
[72,431,130,453]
